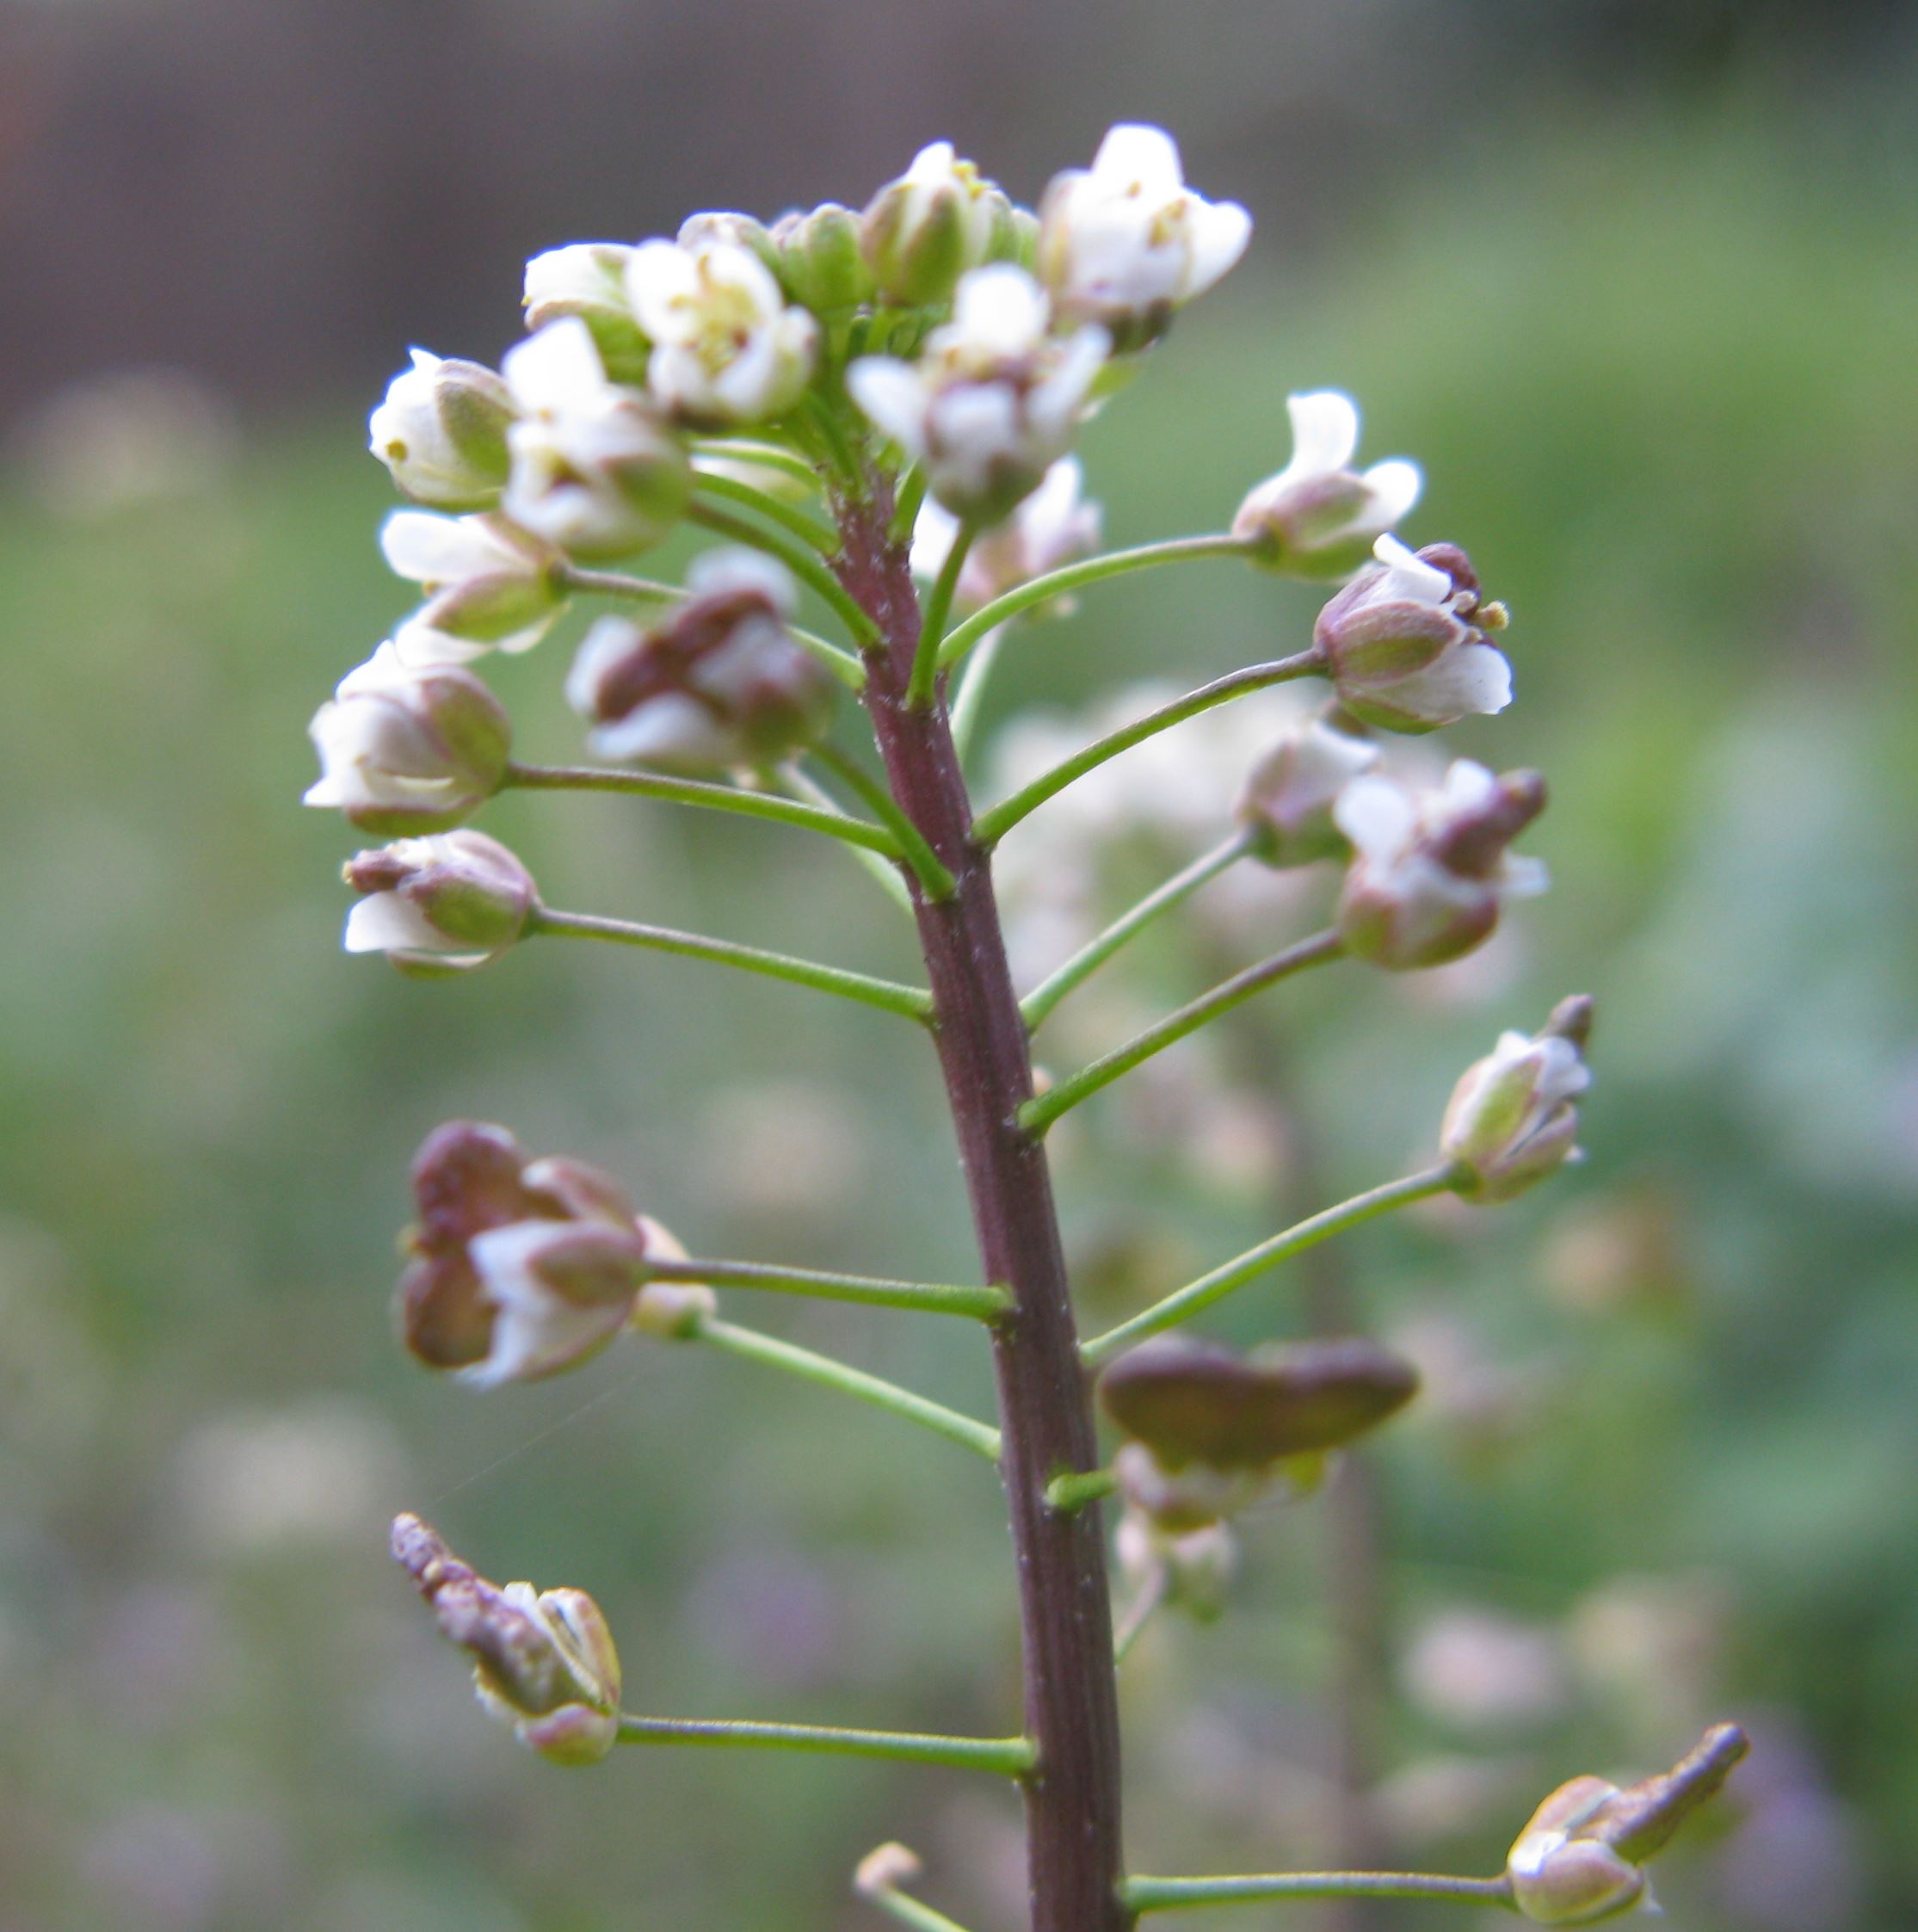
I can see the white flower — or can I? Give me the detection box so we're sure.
[303,642,509,831]
[1036,123,1250,344]
[565,548,833,772]
[381,509,565,665]
[911,456,1102,610]
[1233,718,1381,867]
[342,829,537,972]
[860,140,1011,304]
[497,319,689,560]
[848,265,1107,519]
[461,1219,646,1386]
[1440,997,1593,1202]
[367,349,515,509]
[1233,391,1422,578]
[1335,759,1549,969]
[523,242,649,378]
[626,238,818,425]
[1314,534,1513,731]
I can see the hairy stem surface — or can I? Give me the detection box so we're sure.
[841,490,1133,1932]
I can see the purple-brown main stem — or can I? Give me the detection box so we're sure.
[840,497,1132,1932]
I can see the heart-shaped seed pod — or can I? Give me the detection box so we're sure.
[1099,1334,1419,1472]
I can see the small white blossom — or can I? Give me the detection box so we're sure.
[626,238,819,426]
[498,319,689,560]
[860,141,1012,305]
[342,830,536,972]
[848,265,1107,520]
[1335,759,1548,969]
[523,241,649,378]
[1233,719,1381,867]
[303,642,509,831]
[1036,123,1250,345]
[1233,391,1422,578]
[911,456,1102,611]
[367,349,515,509]
[381,509,565,665]
[1315,535,1513,731]
[1440,998,1592,1202]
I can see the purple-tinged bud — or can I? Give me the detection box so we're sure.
[771,202,873,315]
[381,510,567,666]
[564,548,834,772]
[1507,1725,1749,1924]
[368,350,515,510]
[1116,1507,1238,1620]
[1442,998,1594,1204]
[1103,1335,1418,1530]
[1335,759,1549,970]
[342,830,535,974]
[1233,719,1380,867]
[1315,535,1513,732]
[523,243,649,383]
[1233,392,1422,580]
[395,1120,677,1381]
[860,142,1011,306]
[304,643,509,833]
[391,1513,622,1765]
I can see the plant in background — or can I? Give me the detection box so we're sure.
[315,122,1747,1929]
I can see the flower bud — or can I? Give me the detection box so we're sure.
[1233,719,1379,867]
[304,643,509,833]
[910,456,1102,612]
[1315,536,1513,732]
[498,319,690,561]
[342,830,536,973]
[627,237,819,427]
[848,266,1107,520]
[1036,123,1250,350]
[676,210,782,275]
[392,1512,622,1765]
[1103,1335,1419,1530]
[523,243,649,382]
[860,142,1011,306]
[368,350,515,509]
[396,1120,669,1380]
[1441,998,1593,1204]
[564,547,833,772]
[770,201,873,314]
[1116,1507,1238,1620]
[381,510,566,665]
[1232,392,1421,579]
[1335,759,1549,970]
[1507,1725,1749,1924]
[854,1842,925,1900]
[626,1216,716,1339]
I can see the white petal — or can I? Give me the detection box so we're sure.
[343,892,446,954]
[906,139,957,182]
[1370,532,1453,604]
[1286,392,1360,475]
[950,265,1050,355]
[910,494,961,580]
[390,615,489,668]
[1333,774,1417,859]
[1386,642,1513,724]
[379,510,498,586]
[685,545,794,610]
[589,693,738,768]
[625,240,699,338]
[1092,123,1185,192]
[1501,854,1551,898]
[503,318,609,416]
[1361,458,1422,528]
[846,358,928,453]
[1181,199,1252,296]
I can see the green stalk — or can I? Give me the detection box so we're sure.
[694,1314,1002,1462]
[1021,931,1346,1138]
[1123,1872,1515,1914]
[1021,831,1257,1033]
[692,466,842,554]
[618,1712,1034,1776]
[691,438,824,491]
[647,1255,1006,1321]
[688,500,884,647]
[807,743,956,902]
[777,762,916,914]
[1044,1466,1118,1514]
[1111,1567,1169,1665]
[503,762,898,859]
[935,533,1255,672]
[1081,1164,1460,1367]
[531,908,932,1023]
[947,622,1007,769]
[971,653,1323,849]
[909,516,976,709]
[862,1882,978,1932]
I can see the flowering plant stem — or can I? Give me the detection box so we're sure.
[1021,831,1258,1032]
[503,761,900,858]
[839,487,1133,1932]
[971,652,1323,848]
[647,1255,1007,1320]
[1081,1164,1461,1367]
[692,1315,1002,1462]
[935,533,1256,672]
[1121,1873,1515,1914]
[1021,930,1346,1137]
[529,907,933,1022]
[617,1713,1035,1776]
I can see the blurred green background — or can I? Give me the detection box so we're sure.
[3,3,1915,1928]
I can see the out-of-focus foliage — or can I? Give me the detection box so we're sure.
[3,102,1914,1932]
